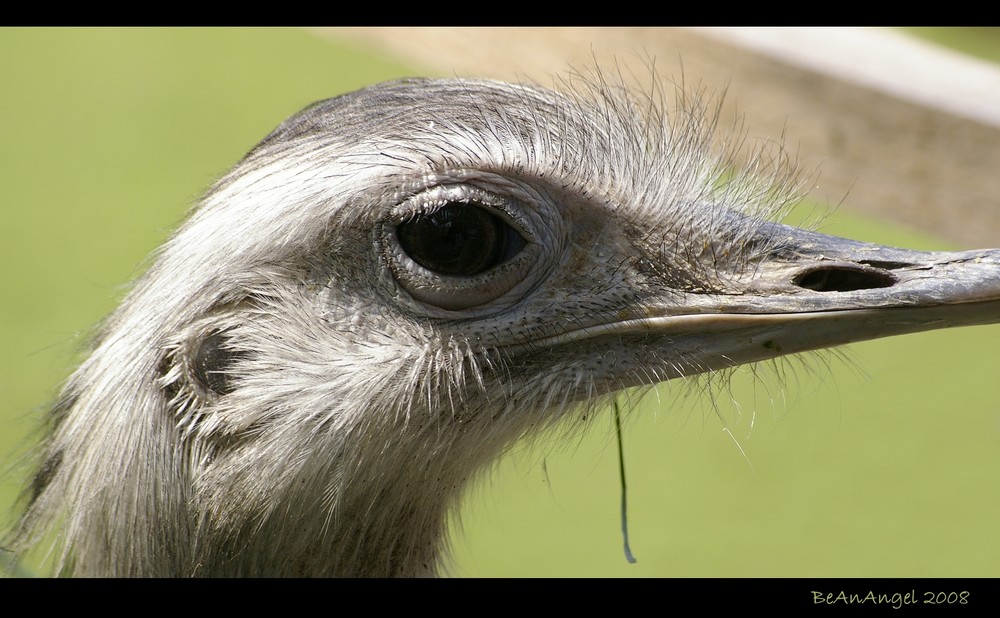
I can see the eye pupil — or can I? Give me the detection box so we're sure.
[397,202,522,275]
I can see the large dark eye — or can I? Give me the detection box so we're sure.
[397,202,525,276]
[383,182,554,314]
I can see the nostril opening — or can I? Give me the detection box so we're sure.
[793,265,896,292]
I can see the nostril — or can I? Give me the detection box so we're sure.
[793,265,896,292]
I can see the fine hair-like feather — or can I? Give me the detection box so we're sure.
[9,72,1000,577]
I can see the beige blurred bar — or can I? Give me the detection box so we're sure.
[326,27,1000,248]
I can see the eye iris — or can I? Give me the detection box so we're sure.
[397,202,513,276]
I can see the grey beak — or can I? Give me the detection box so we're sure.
[737,221,1000,340]
[533,220,1000,379]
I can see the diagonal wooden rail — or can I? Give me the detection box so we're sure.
[332,27,1000,248]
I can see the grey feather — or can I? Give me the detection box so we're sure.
[10,74,1000,577]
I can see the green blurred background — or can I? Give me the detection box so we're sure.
[2,28,999,577]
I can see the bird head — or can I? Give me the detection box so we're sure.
[15,76,1000,576]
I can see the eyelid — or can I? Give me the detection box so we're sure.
[394,184,536,245]
[380,179,558,316]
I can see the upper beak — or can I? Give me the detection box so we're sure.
[534,220,1000,378]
